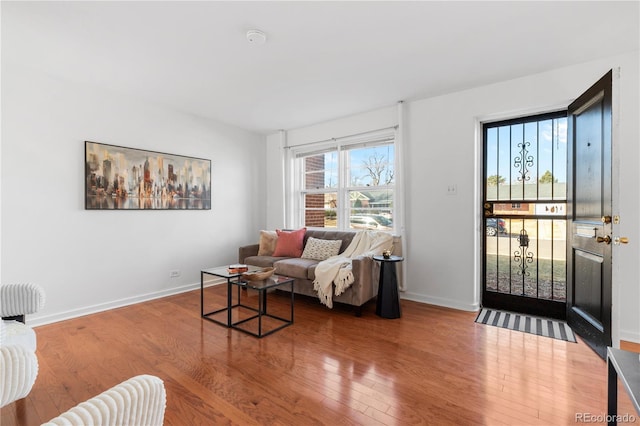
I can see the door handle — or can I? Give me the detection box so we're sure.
[602,216,612,224]
[596,235,611,244]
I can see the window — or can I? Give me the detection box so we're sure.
[293,139,395,232]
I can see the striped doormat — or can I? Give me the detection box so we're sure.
[475,308,577,343]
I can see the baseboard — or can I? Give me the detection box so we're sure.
[29,281,208,327]
[401,292,479,312]
[619,329,640,346]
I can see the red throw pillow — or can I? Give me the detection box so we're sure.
[272,228,307,257]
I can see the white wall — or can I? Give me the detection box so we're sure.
[1,64,266,325]
[285,106,397,147]
[265,132,285,230]
[268,51,640,344]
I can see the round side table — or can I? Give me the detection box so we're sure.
[373,255,404,319]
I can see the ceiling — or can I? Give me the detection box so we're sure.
[3,1,638,135]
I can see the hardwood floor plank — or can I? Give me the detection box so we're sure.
[621,340,640,353]
[2,290,637,425]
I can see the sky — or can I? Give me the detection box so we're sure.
[486,117,568,188]
[318,144,395,188]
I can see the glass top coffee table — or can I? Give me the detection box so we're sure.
[200,266,295,338]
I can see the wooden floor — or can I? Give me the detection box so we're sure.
[2,286,637,425]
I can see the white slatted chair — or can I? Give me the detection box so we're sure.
[1,283,46,352]
[0,283,45,408]
[0,345,39,407]
[43,374,167,426]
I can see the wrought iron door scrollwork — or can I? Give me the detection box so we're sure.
[514,141,534,182]
[514,229,534,277]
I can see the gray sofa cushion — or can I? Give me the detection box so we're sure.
[243,255,289,268]
[274,258,319,280]
[304,230,355,254]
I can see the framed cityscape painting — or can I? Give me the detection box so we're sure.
[85,141,211,210]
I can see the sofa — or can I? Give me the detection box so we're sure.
[238,229,380,316]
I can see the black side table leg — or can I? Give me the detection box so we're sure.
[227,279,233,327]
[200,271,205,317]
[608,357,618,425]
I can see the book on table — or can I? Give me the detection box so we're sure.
[228,264,248,273]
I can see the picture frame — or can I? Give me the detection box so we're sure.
[85,141,211,210]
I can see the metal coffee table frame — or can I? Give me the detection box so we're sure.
[201,266,295,338]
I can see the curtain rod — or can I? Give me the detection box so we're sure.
[283,125,398,149]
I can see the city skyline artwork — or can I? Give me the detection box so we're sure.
[85,141,211,210]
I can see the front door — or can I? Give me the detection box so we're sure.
[566,70,613,359]
[482,112,568,319]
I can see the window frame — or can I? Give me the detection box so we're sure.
[290,132,397,232]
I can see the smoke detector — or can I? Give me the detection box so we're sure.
[246,29,267,45]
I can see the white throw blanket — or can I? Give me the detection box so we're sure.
[313,230,394,308]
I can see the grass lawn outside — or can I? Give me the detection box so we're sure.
[485,254,566,301]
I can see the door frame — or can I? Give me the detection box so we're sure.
[474,105,569,313]
[480,111,569,320]
[475,70,621,348]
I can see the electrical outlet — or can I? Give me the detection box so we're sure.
[446,184,457,195]
[169,269,181,278]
